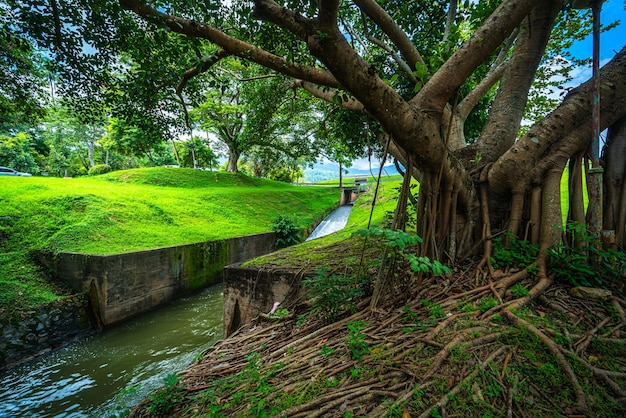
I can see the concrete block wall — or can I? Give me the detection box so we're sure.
[38,233,276,327]
[223,265,305,337]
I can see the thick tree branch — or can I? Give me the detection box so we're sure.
[489,47,626,196]
[415,0,542,112]
[253,0,312,39]
[457,59,508,121]
[363,30,419,84]
[476,0,561,164]
[353,0,425,71]
[318,0,340,24]
[457,29,518,119]
[176,49,231,97]
[118,0,340,88]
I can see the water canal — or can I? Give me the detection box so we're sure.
[0,203,355,416]
[0,284,223,417]
[306,204,353,241]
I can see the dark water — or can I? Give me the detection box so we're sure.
[0,284,224,417]
[306,204,353,241]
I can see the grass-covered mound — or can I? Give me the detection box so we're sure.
[0,167,339,311]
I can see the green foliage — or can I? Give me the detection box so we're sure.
[0,132,41,174]
[491,224,626,288]
[319,344,335,357]
[270,215,301,248]
[478,296,499,313]
[346,320,370,361]
[547,222,626,287]
[354,226,451,276]
[302,269,367,322]
[268,307,290,318]
[421,299,446,320]
[490,233,539,270]
[89,164,111,176]
[146,373,185,417]
[510,283,530,299]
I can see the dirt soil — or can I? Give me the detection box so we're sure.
[129,255,626,418]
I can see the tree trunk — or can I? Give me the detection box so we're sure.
[603,116,626,248]
[227,149,240,172]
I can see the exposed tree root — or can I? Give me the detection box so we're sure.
[501,309,588,410]
[417,347,508,418]
[128,260,625,418]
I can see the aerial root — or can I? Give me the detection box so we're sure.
[502,308,588,411]
[417,347,508,418]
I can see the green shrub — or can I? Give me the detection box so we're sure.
[491,233,539,270]
[88,164,111,176]
[547,222,626,287]
[353,226,450,276]
[270,215,301,248]
[302,269,368,322]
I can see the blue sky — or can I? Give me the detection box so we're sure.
[565,0,626,86]
[570,0,625,62]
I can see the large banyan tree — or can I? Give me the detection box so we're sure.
[17,0,626,274]
[112,1,626,270]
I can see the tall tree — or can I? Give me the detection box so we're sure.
[191,66,318,172]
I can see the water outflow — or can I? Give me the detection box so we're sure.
[0,284,224,417]
[306,204,353,241]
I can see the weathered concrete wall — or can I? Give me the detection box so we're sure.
[39,233,276,327]
[0,294,93,369]
[223,265,305,337]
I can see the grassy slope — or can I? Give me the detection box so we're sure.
[0,168,339,310]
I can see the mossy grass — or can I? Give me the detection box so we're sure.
[0,167,339,311]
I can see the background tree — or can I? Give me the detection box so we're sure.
[0,8,48,130]
[177,136,220,170]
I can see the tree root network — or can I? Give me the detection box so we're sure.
[129,263,626,418]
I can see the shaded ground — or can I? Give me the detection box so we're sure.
[129,242,626,417]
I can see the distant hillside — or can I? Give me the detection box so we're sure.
[303,161,400,183]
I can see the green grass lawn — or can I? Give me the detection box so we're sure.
[0,167,339,310]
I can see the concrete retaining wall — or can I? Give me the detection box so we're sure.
[38,233,276,327]
[223,265,304,337]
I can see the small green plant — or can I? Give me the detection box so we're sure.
[479,296,498,313]
[319,344,335,357]
[421,299,446,320]
[490,233,539,270]
[302,269,367,322]
[146,374,185,417]
[270,215,301,248]
[510,283,530,298]
[402,305,419,322]
[547,222,626,287]
[353,227,450,276]
[268,307,290,318]
[346,320,370,361]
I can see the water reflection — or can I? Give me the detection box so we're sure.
[0,284,224,417]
